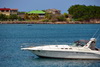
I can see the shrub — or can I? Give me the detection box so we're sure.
[57,15,66,21]
[42,19,49,22]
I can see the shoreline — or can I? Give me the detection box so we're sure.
[0,21,100,24]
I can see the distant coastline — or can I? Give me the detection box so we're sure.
[0,5,100,24]
[0,21,100,24]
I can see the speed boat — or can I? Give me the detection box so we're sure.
[21,38,100,59]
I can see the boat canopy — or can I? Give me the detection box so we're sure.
[73,40,89,47]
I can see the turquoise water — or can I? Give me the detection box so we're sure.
[0,24,100,67]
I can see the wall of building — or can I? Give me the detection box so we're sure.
[0,8,18,15]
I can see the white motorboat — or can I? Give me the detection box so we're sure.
[21,38,100,59]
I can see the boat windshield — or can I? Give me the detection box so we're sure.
[73,40,89,47]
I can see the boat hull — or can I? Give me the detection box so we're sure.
[30,50,100,59]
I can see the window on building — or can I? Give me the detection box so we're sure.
[12,10,17,12]
[1,10,4,12]
[6,10,9,12]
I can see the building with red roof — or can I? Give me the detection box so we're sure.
[0,8,18,15]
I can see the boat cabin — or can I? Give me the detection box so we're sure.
[73,39,99,51]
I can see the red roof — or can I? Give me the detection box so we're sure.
[0,8,18,10]
[10,9,18,10]
[0,8,11,10]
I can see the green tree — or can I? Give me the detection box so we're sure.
[9,14,18,21]
[45,13,52,20]
[68,5,100,21]
[63,13,68,18]
[33,14,39,20]
[24,13,29,20]
[29,14,39,20]
[29,14,33,20]
[0,14,8,21]
[18,11,26,14]
[57,15,66,21]
[18,16,22,21]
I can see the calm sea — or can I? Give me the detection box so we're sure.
[0,24,100,67]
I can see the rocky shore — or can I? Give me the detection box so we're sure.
[0,20,100,24]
